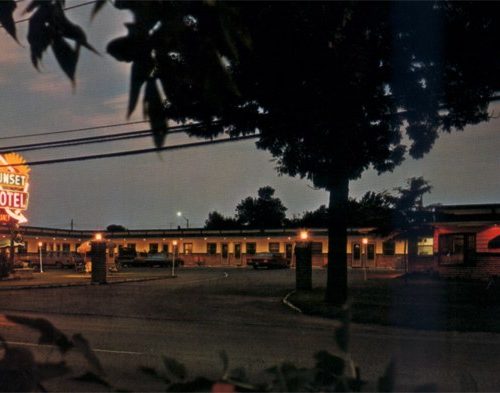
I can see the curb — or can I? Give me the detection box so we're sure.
[0,275,174,291]
[282,290,303,313]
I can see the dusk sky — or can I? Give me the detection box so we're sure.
[1,3,499,230]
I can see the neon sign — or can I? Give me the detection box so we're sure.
[0,153,30,224]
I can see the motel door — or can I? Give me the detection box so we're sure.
[351,243,362,267]
[221,243,229,265]
[234,243,242,265]
[366,243,376,268]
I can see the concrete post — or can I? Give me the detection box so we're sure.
[91,241,107,284]
[295,241,312,290]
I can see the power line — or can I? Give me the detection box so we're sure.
[0,134,259,168]
[0,120,148,141]
[0,122,220,153]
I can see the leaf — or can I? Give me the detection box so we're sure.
[377,359,396,392]
[27,6,53,69]
[6,315,73,353]
[0,0,18,42]
[314,351,345,385]
[72,333,105,376]
[52,4,98,54]
[219,350,229,379]
[37,361,71,380]
[73,371,110,387]
[167,377,214,392]
[0,346,38,392]
[139,366,171,383]
[126,59,152,117]
[144,78,167,147]
[90,0,107,20]
[51,36,79,83]
[163,356,187,381]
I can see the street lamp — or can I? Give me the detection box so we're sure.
[176,211,189,228]
[299,230,309,240]
[172,240,178,277]
[38,241,43,273]
[362,237,368,281]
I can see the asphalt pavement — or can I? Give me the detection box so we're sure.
[0,268,498,392]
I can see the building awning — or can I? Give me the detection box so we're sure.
[488,235,500,249]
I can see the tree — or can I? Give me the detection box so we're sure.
[106,224,127,232]
[2,2,499,305]
[204,211,240,230]
[236,186,287,229]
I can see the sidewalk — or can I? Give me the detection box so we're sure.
[0,269,175,290]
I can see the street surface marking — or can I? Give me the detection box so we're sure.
[5,340,146,355]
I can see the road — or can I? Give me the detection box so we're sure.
[0,268,499,391]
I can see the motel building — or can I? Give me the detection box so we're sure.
[1,204,499,279]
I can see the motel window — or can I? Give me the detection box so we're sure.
[439,233,476,265]
[246,242,256,255]
[62,243,70,254]
[311,242,323,255]
[149,243,159,254]
[162,244,169,254]
[269,242,280,254]
[382,241,396,256]
[207,243,217,255]
[417,237,434,256]
[183,243,193,254]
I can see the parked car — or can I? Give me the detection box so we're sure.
[117,252,183,268]
[143,253,184,268]
[247,253,290,269]
[16,252,83,270]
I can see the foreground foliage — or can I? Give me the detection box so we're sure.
[0,313,399,392]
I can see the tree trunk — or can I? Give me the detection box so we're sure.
[325,178,349,305]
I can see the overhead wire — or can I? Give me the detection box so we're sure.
[0,120,149,141]
[0,134,260,168]
[0,122,216,153]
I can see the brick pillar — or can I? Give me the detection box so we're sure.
[295,242,312,290]
[91,241,107,284]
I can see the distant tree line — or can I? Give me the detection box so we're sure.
[205,177,432,232]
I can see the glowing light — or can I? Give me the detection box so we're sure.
[95,233,103,241]
[362,238,368,245]
[299,230,309,240]
[173,240,178,246]
[38,241,42,247]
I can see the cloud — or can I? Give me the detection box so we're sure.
[28,73,74,95]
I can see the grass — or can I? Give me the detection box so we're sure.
[288,277,500,332]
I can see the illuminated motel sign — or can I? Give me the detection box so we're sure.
[0,153,30,224]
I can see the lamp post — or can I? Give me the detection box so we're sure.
[176,211,189,228]
[295,229,312,291]
[172,240,178,277]
[38,241,43,273]
[362,237,368,281]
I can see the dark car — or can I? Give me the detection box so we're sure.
[247,253,290,269]
[143,253,184,268]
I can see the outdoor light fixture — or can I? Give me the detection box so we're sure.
[362,238,368,245]
[171,240,178,277]
[176,211,190,228]
[95,233,103,241]
[299,230,309,240]
[38,241,43,273]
